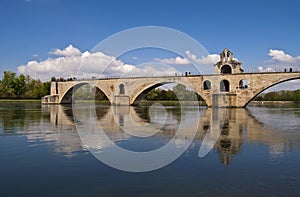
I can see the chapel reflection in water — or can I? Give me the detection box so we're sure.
[39,104,300,165]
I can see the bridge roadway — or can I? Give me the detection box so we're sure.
[41,71,300,107]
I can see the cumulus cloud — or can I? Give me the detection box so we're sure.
[18,45,177,81]
[49,44,81,57]
[155,56,190,65]
[268,49,299,63]
[155,51,220,65]
[257,49,300,91]
[257,66,275,72]
[186,51,219,65]
[258,49,300,72]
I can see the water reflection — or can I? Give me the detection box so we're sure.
[40,105,300,164]
[39,105,83,157]
[1,103,300,165]
[0,102,44,133]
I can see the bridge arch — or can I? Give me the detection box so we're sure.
[131,82,170,105]
[60,83,111,104]
[130,81,207,106]
[244,77,300,107]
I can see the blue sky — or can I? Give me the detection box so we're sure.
[1,0,300,90]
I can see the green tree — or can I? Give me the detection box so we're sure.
[145,89,160,101]
[42,81,51,96]
[0,71,50,99]
[1,71,16,98]
[144,84,202,101]
[14,74,26,98]
[173,84,201,101]
[173,84,187,100]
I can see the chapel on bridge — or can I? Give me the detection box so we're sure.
[214,48,244,74]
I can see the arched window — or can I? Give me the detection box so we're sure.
[239,79,249,89]
[203,80,211,90]
[119,84,125,94]
[221,65,232,74]
[220,80,230,92]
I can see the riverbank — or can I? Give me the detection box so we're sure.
[0,99,40,103]
[70,100,206,106]
[139,100,207,106]
[249,101,300,107]
[140,100,300,107]
[1,99,299,107]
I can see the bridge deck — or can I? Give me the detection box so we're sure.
[57,71,300,81]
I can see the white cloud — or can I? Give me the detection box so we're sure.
[258,49,300,73]
[155,51,220,65]
[155,56,190,65]
[186,51,219,65]
[257,49,300,91]
[258,66,275,72]
[49,44,81,57]
[268,49,300,66]
[18,45,177,81]
[268,49,299,63]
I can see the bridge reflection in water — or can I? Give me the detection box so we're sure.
[39,104,300,165]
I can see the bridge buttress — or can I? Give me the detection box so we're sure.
[114,95,130,105]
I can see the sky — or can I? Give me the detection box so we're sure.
[1,0,300,90]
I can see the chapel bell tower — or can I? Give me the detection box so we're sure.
[214,48,243,74]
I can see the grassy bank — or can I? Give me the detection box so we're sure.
[0,99,40,103]
[62,100,206,106]
[74,100,111,105]
[249,101,300,107]
[1,99,299,107]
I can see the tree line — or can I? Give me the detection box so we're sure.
[144,84,203,101]
[0,71,50,99]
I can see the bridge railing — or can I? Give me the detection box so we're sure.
[55,68,299,82]
[55,72,215,82]
[246,67,298,73]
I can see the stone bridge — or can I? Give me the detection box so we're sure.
[42,48,300,107]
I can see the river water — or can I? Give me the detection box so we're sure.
[0,102,300,196]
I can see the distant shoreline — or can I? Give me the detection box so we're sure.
[0,99,299,106]
[249,101,300,106]
[0,99,40,103]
